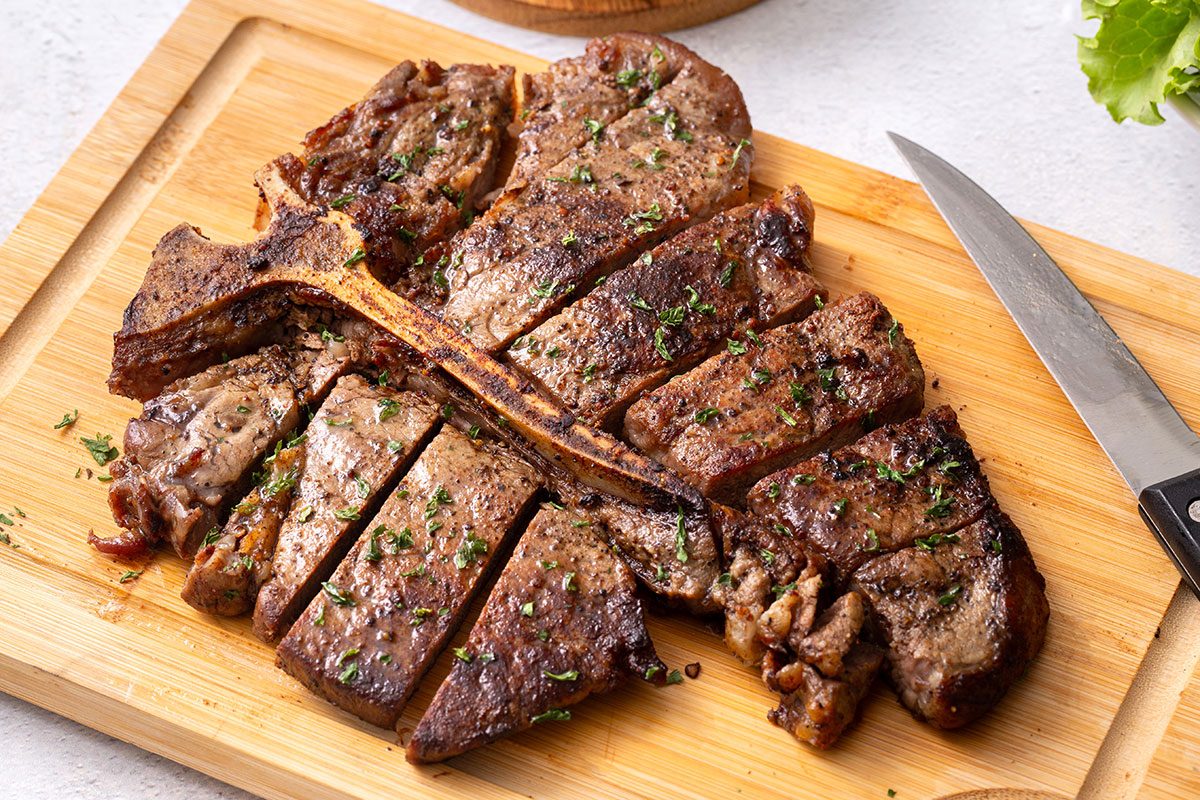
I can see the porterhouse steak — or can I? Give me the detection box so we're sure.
[95,33,1049,765]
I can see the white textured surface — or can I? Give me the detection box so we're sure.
[0,0,1196,797]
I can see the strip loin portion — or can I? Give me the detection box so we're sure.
[748,406,1049,729]
[626,292,924,504]
[253,375,439,641]
[509,185,824,430]
[408,504,665,763]
[276,427,541,727]
[438,36,753,352]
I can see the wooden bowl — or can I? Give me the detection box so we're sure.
[449,0,763,35]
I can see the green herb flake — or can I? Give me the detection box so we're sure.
[377,397,402,422]
[322,581,356,607]
[454,531,488,569]
[653,326,673,362]
[832,498,848,517]
[81,433,119,466]
[334,506,361,521]
[531,708,571,723]
[521,601,535,617]
[792,473,816,485]
[118,570,143,583]
[924,485,956,518]
[544,669,580,682]
[937,584,963,606]
[674,506,689,563]
[453,647,473,663]
[730,137,752,169]
[583,117,604,143]
[888,319,900,345]
[343,247,366,268]
[694,407,720,424]
[726,338,747,356]
[54,409,79,430]
[562,230,578,246]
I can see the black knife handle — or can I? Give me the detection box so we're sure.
[1139,468,1200,599]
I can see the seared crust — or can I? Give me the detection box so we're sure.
[407,506,664,763]
[850,509,1048,729]
[626,292,925,505]
[253,376,439,642]
[509,186,823,430]
[275,428,541,728]
[439,36,753,352]
[747,404,994,583]
[509,32,690,190]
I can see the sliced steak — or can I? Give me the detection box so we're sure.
[582,491,723,614]
[508,186,824,429]
[850,509,1048,729]
[253,375,439,642]
[749,406,1049,728]
[439,40,752,352]
[747,404,994,584]
[508,33,691,189]
[764,640,885,749]
[275,427,541,728]
[626,292,924,504]
[181,438,304,615]
[408,505,665,763]
[99,325,362,559]
[280,60,514,293]
[102,347,299,559]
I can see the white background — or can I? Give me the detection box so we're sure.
[0,0,1196,797]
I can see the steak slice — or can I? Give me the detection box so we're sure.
[253,375,439,642]
[181,438,304,615]
[850,509,1048,729]
[626,292,925,504]
[439,38,752,352]
[99,325,362,559]
[579,491,724,614]
[746,404,995,584]
[102,347,299,559]
[749,407,1049,728]
[508,186,824,429]
[710,507,881,748]
[275,427,541,728]
[407,505,665,763]
[507,33,690,189]
[280,60,514,299]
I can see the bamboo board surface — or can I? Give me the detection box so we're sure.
[0,1,1197,797]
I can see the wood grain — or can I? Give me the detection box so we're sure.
[448,0,762,36]
[0,1,1196,798]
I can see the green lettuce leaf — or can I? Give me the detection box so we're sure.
[1079,0,1200,124]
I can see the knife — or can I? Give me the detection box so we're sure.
[888,132,1200,599]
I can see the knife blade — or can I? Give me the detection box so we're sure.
[888,131,1200,598]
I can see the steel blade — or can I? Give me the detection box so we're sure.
[889,132,1200,495]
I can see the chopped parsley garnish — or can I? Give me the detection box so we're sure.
[54,409,79,430]
[81,433,119,466]
[581,363,597,383]
[623,202,664,234]
[792,473,816,486]
[876,459,925,484]
[562,571,578,592]
[760,548,776,566]
[330,194,355,209]
[521,602,535,617]
[561,230,578,246]
[424,485,452,519]
[583,117,604,143]
[334,506,361,521]
[658,305,685,327]
[864,529,881,553]
[454,531,488,569]
[665,669,684,685]
[453,647,473,663]
[831,498,848,517]
[674,506,689,563]
[531,708,571,723]
[467,425,481,440]
[888,319,900,345]
[354,475,370,499]
[377,397,402,422]
[925,485,956,518]
[386,526,414,552]
[615,68,643,87]
[789,381,812,406]
[544,669,579,682]
[654,327,673,362]
[629,292,655,312]
[343,247,366,268]
[817,367,837,391]
[726,338,747,355]
[915,532,961,551]
[322,581,356,607]
[202,527,222,547]
[938,584,963,606]
[730,137,752,169]
[766,482,781,499]
[530,278,562,301]
[694,407,720,424]
[719,260,736,288]
[295,505,314,523]
[684,285,715,315]
[118,570,143,583]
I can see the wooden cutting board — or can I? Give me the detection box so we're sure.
[0,1,1197,798]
